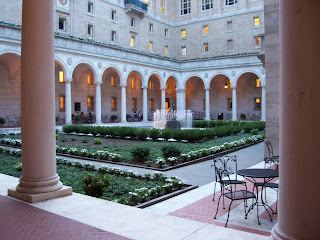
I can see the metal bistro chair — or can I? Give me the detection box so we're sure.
[212,156,247,208]
[213,167,256,227]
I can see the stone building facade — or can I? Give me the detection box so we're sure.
[0,0,265,125]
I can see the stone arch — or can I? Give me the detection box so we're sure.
[126,70,144,118]
[183,74,205,89]
[147,73,162,120]
[165,76,178,111]
[236,71,262,121]
[185,76,205,119]
[0,52,21,126]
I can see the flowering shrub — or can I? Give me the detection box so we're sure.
[167,157,178,165]
[155,157,167,168]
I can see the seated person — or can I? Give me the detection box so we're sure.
[81,112,88,123]
[88,112,94,123]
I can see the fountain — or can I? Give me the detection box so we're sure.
[153,109,193,129]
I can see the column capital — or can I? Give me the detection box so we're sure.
[66,78,73,83]
[205,88,211,91]
[161,87,166,91]
[95,81,102,86]
[142,86,148,90]
[120,83,127,88]
[176,88,186,93]
[232,86,237,89]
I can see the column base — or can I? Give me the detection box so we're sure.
[8,186,72,203]
[270,223,292,240]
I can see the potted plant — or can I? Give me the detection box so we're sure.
[240,113,246,120]
[0,117,6,126]
[110,115,118,122]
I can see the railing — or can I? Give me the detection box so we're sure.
[124,0,148,11]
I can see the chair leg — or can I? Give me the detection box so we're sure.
[213,182,217,201]
[225,200,234,227]
[214,194,223,220]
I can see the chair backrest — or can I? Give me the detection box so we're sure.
[265,141,274,158]
[212,155,238,182]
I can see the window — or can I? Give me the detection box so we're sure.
[254,17,260,27]
[180,0,191,15]
[58,17,66,31]
[59,71,64,83]
[130,36,135,47]
[149,81,154,90]
[111,76,115,87]
[227,39,234,51]
[87,96,94,111]
[182,46,187,55]
[202,0,213,10]
[131,78,135,88]
[149,41,153,52]
[254,36,261,48]
[87,2,93,14]
[225,0,238,6]
[149,98,154,111]
[131,17,135,27]
[59,95,65,111]
[165,45,168,55]
[111,10,117,21]
[132,98,137,111]
[149,23,153,33]
[181,30,186,39]
[227,21,233,32]
[74,102,81,112]
[111,97,117,111]
[256,79,261,88]
[165,28,169,38]
[111,31,116,43]
[227,98,232,110]
[145,0,151,7]
[161,0,166,14]
[204,43,209,53]
[87,73,93,85]
[87,24,93,38]
[203,26,208,34]
[254,98,261,110]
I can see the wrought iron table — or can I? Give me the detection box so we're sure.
[237,168,279,225]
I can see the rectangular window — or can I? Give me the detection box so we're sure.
[87,24,93,38]
[225,0,238,6]
[131,78,135,89]
[227,98,232,110]
[87,96,94,111]
[111,31,116,43]
[180,0,191,15]
[132,98,137,111]
[149,41,153,52]
[145,0,151,7]
[111,76,115,87]
[202,0,213,10]
[161,0,166,14]
[203,26,208,34]
[165,28,169,38]
[87,2,93,14]
[111,10,117,21]
[254,17,260,27]
[59,95,65,111]
[256,79,261,88]
[149,98,154,111]
[254,98,261,110]
[149,23,153,33]
[227,21,233,32]
[227,39,234,51]
[165,45,168,55]
[74,102,81,112]
[59,71,64,83]
[149,81,154,90]
[254,36,261,48]
[181,30,186,38]
[58,17,66,31]
[204,43,209,53]
[111,97,117,111]
[131,17,135,27]
[87,73,93,85]
[130,36,135,47]
[182,46,187,55]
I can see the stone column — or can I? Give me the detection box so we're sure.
[65,78,72,125]
[271,1,320,239]
[232,87,237,121]
[120,84,127,123]
[176,89,186,111]
[95,82,102,124]
[205,88,210,120]
[161,88,166,111]
[261,85,266,121]
[8,0,71,203]
[142,86,148,122]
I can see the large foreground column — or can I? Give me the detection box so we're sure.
[142,86,148,122]
[161,88,166,111]
[232,87,237,121]
[8,0,72,203]
[271,0,320,239]
[95,82,102,124]
[261,85,266,121]
[120,84,127,123]
[176,89,186,111]
[65,78,72,124]
[205,88,210,120]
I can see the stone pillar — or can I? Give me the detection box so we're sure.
[95,82,102,124]
[161,88,166,111]
[142,86,148,122]
[176,89,186,111]
[205,88,210,120]
[232,87,237,121]
[271,1,320,239]
[120,84,127,123]
[65,78,72,125]
[261,85,266,121]
[8,0,71,203]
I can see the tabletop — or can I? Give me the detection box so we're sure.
[237,168,279,179]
